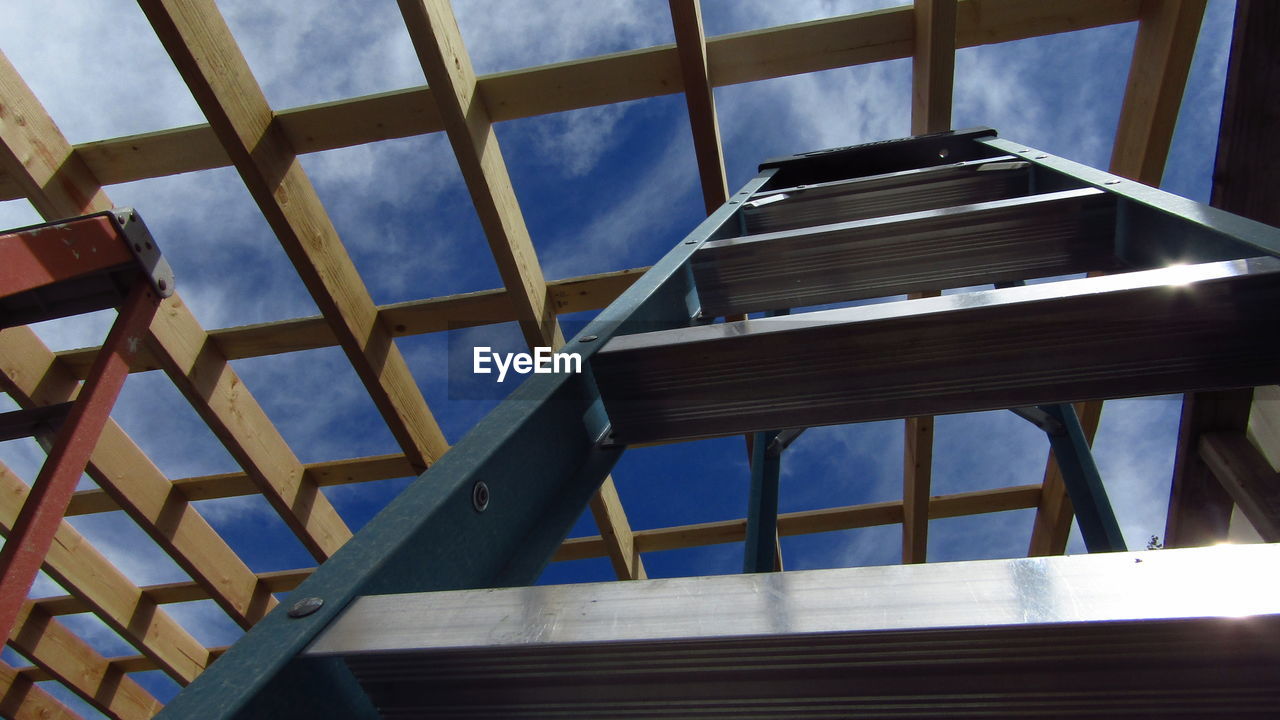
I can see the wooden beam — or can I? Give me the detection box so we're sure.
[0,326,276,628]
[587,477,647,580]
[0,43,352,564]
[16,646,230,683]
[0,463,209,685]
[1166,391,1251,547]
[0,55,276,625]
[1110,0,1208,185]
[0,0,1141,202]
[555,484,1041,561]
[911,0,957,135]
[902,415,934,563]
[9,602,162,720]
[53,267,647,378]
[1166,0,1276,548]
[0,658,79,720]
[146,297,352,560]
[137,0,450,472]
[398,0,645,581]
[36,568,312,617]
[669,0,729,213]
[1209,0,1280,227]
[66,453,415,516]
[1199,432,1280,542]
[0,50,111,217]
[397,0,561,350]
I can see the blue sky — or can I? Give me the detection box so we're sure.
[0,0,1240,714]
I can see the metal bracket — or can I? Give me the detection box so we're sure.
[766,427,806,457]
[111,208,176,298]
[1009,406,1065,436]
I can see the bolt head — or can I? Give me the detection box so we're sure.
[472,481,490,512]
[288,597,324,618]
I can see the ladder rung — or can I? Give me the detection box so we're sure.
[308,545,1280,719]
[595,257,1280,445]
[742,156,1028,234]
[694,188,1120,318]
[0,403,73,443]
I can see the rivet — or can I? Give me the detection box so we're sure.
[288,597,323,618]
[1034,154,1047,159]
[157,278,168,291]
[938,148,950,159]
[1104,180,1122,185]
[579,335,598,342]
[472,481,490,512]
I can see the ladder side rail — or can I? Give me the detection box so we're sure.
[0,280,161,642]
[152,170,777,720]
[981,137,1280,263]
[1036,404,1127,552]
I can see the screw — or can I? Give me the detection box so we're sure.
[472,481,490,512]
[288,597,323,618]
[579,335,598,342]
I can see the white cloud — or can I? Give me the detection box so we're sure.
[453,0,673,75]
[1,0,204,142]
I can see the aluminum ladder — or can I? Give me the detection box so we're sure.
[157,129,1280,719]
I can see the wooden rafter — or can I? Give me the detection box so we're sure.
[397,0,646,581]
[1168,0,1279,547]
[396,0,561,351]
[136,0,450,473]
[1110,0,1209,185]
[10,602,162,720]
[1029,0,1206,555]
[0,658,79,720]
[147,298,352,560]
[669,0,729,213]
[0,0,1141,203]
[901,0,956,565]
[560,483,1042,560]
[0,463,209,685]
[53,267,646,378]
[66,454,414,515]
[911,0,957,135]
[0,326,275,628]
[0,48,351,564]
[0,54,276,631]
[1198,432,1280,542]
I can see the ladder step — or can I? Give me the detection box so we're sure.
[741,156,1029,234]
[595,257,1280,445]
[694,188,1120,318]
[0,210,174,328]
[306,545,1280,719]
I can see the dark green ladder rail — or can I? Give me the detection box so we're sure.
[156,129,1280,718]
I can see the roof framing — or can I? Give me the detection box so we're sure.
[0,0,1265,715]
